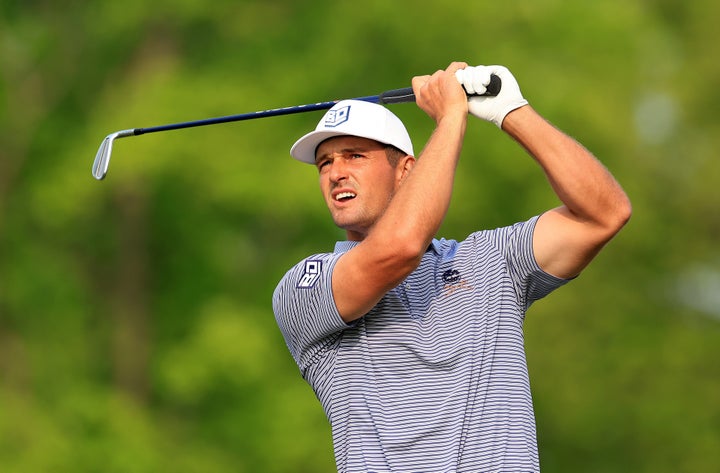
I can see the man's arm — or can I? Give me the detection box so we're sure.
[331,62,470,322]
[502,106,632,279]
[457,64,631,279]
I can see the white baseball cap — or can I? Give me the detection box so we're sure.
[290,99,414,164]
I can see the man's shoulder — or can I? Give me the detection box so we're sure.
[460,216,540,247]
[274,250,340,294]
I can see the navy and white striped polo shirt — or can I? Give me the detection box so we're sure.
[273,216,569,472]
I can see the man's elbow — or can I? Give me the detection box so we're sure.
[366,234,428,283]
[616,193,633,226]
[604,194,633,237]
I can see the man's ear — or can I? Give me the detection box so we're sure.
[396,155,416,183]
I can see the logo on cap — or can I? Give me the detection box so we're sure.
[324,105,350,128]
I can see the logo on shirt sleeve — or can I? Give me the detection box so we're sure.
[297,260,322,289]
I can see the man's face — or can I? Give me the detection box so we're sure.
[315,136,410,241]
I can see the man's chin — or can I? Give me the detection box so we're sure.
[332,218,367,239]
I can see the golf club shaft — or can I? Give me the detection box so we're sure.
[92,74,500,180]
[135,87,417,136]
[134,74,500,135]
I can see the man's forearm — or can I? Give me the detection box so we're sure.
[331,112,467,323]
[502,106,630,230]
[370,113,466,254]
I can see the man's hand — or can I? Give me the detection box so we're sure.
[412,62,469,125]
[455,65,528,128]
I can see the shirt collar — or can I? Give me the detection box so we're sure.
[333,239,442,255]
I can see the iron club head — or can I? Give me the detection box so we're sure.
[92,129,136,180]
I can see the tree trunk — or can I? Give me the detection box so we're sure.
[111,183,151,403]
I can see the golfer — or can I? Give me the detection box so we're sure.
[273,61,631,472]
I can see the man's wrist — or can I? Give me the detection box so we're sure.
[500,103,531,131]
[436,110,468,132]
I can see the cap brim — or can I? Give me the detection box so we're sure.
[290,130,356,165]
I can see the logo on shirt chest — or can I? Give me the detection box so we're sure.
[442,268,473,296]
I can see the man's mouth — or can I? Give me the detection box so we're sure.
[334,192,357,202]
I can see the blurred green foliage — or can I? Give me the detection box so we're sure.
[1,0,719,471]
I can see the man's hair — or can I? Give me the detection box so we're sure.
[384,145,408,167]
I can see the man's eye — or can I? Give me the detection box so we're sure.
[317,160,330,170]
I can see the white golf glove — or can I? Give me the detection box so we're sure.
[455,65,528,128]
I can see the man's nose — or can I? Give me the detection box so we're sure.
[328,158,348,182]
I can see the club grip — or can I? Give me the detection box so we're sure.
[484,73,502,96]
[378,88,416,104]
[378,74,502,105]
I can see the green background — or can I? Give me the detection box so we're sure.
[1,1,718,471]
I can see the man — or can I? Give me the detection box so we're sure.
[272,62,631,472]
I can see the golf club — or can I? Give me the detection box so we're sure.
[91,75,501,180]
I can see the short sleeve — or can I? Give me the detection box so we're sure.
[475,216,571,310]
[272,253,350,374]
